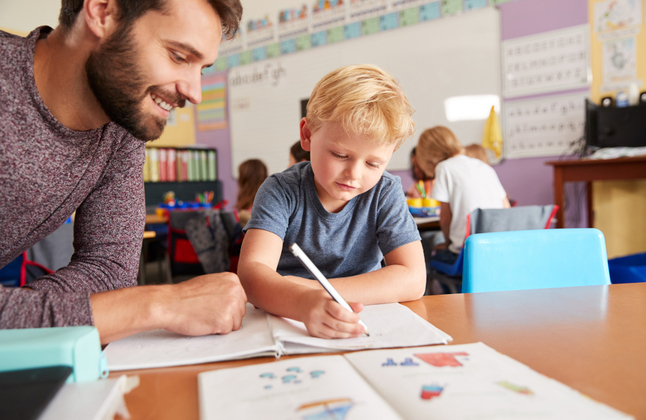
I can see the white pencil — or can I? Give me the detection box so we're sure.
[289,243,370,336]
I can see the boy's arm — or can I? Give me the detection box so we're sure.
[238,228,365,339]
[325,240,426,304]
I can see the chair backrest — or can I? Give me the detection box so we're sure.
[462,228,611,293]
[467,205,557,237]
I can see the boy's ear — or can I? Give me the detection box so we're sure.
[299,118,312,152]
[84,0,120,40]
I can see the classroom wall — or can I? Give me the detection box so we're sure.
[398,0,590,229]
[587,0,646,258]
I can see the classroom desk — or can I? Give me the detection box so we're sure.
[112,283,646,420]
[413,215,440,230]
[145,214,168,225]
[546,155,646,228]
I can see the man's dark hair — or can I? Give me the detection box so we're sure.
[58,0,242,39]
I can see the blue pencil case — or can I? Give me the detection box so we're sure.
[0,326,108,382]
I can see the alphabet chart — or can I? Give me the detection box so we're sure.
[503,91,587,159]
[502,25,591,98]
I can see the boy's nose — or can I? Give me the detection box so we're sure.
[345,161,362,180]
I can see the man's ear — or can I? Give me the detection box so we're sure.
[84,0,120,40]
[300,118,312,151]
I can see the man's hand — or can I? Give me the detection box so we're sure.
[159,273,247,336]
[91,272,247,344]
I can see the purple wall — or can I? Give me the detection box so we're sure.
[199,0,590,226]
[194,70,238,209]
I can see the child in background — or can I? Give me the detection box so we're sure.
[416,126,509,264]
[289,140,311,166]
[239,64,425,339]
[464,144,490,165]
[405,147,433,199]
[235,159,268,228]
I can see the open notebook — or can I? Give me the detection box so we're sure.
[105,303,452,371]
[198,342,634,420]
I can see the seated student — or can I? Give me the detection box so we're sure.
[236,159,268,228]
[416,126,510,265]
[288,140,310,166]
[238,64,426,339]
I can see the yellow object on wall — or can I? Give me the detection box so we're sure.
[588,0,646,258]
[148,103,197,147]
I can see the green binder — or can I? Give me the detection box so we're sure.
[0,326,108,382]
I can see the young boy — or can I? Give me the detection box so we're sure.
[238,64,426,339]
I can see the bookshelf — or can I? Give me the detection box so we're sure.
[143,146,223,207]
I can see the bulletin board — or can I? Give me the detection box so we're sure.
[227,7,502,176]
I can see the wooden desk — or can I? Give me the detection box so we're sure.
[113,283,646,420]
[145,214,168,225]
[414,215,440,230]
[546,156,646,228]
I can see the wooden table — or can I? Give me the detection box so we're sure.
[113,283,646,420]
[414,215,440,230]
[145,214,168,225]
[546,156,646,228]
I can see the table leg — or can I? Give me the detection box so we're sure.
[553,167,565,228]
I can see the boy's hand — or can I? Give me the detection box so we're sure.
[434,242,448,251]
[298,289,366,339]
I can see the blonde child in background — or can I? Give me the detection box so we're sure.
[238,64,426,339]
[464,144,490,165]
[289,140,311,166]
[235,159,268,228]
[416,126,509,265]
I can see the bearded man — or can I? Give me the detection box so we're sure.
[0,0,247,344]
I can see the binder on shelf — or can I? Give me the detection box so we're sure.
[199,150,208,182]
[167,149,177,182]
[149,148,159,182]
[159,148,168,182]
[143,149,151,182]
[207,149,217,180]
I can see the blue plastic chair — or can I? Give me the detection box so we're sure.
[427,205,557,294]
[462,228,611,293]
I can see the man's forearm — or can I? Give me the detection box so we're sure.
[90,285,168,344]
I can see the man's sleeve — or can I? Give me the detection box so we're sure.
[29,138,146,294]
[0,286,93,328]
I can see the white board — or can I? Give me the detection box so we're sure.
[228,7,502,176]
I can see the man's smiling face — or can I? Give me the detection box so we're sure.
[85,0,222,141]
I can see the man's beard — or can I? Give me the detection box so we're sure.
[85,23,184,141]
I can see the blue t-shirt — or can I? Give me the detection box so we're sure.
[244,162,421,279]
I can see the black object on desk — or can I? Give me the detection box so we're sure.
[0,365,72,420]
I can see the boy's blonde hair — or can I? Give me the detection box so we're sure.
[416,126,464,177]
[306,64,415,150]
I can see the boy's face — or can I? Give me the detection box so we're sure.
[300,119,396,213]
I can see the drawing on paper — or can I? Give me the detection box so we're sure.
[297,398,354,420]
[414,352,469,367]
[497,381,534,395]
[420,384,445,400]
[594,0,642,32]
[260,367,326,389]
[382,358,397,366]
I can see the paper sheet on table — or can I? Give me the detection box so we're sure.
[105,305,278,371]
[268,303,452,354]
[198,355,404,420]
[344,343,634,420]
